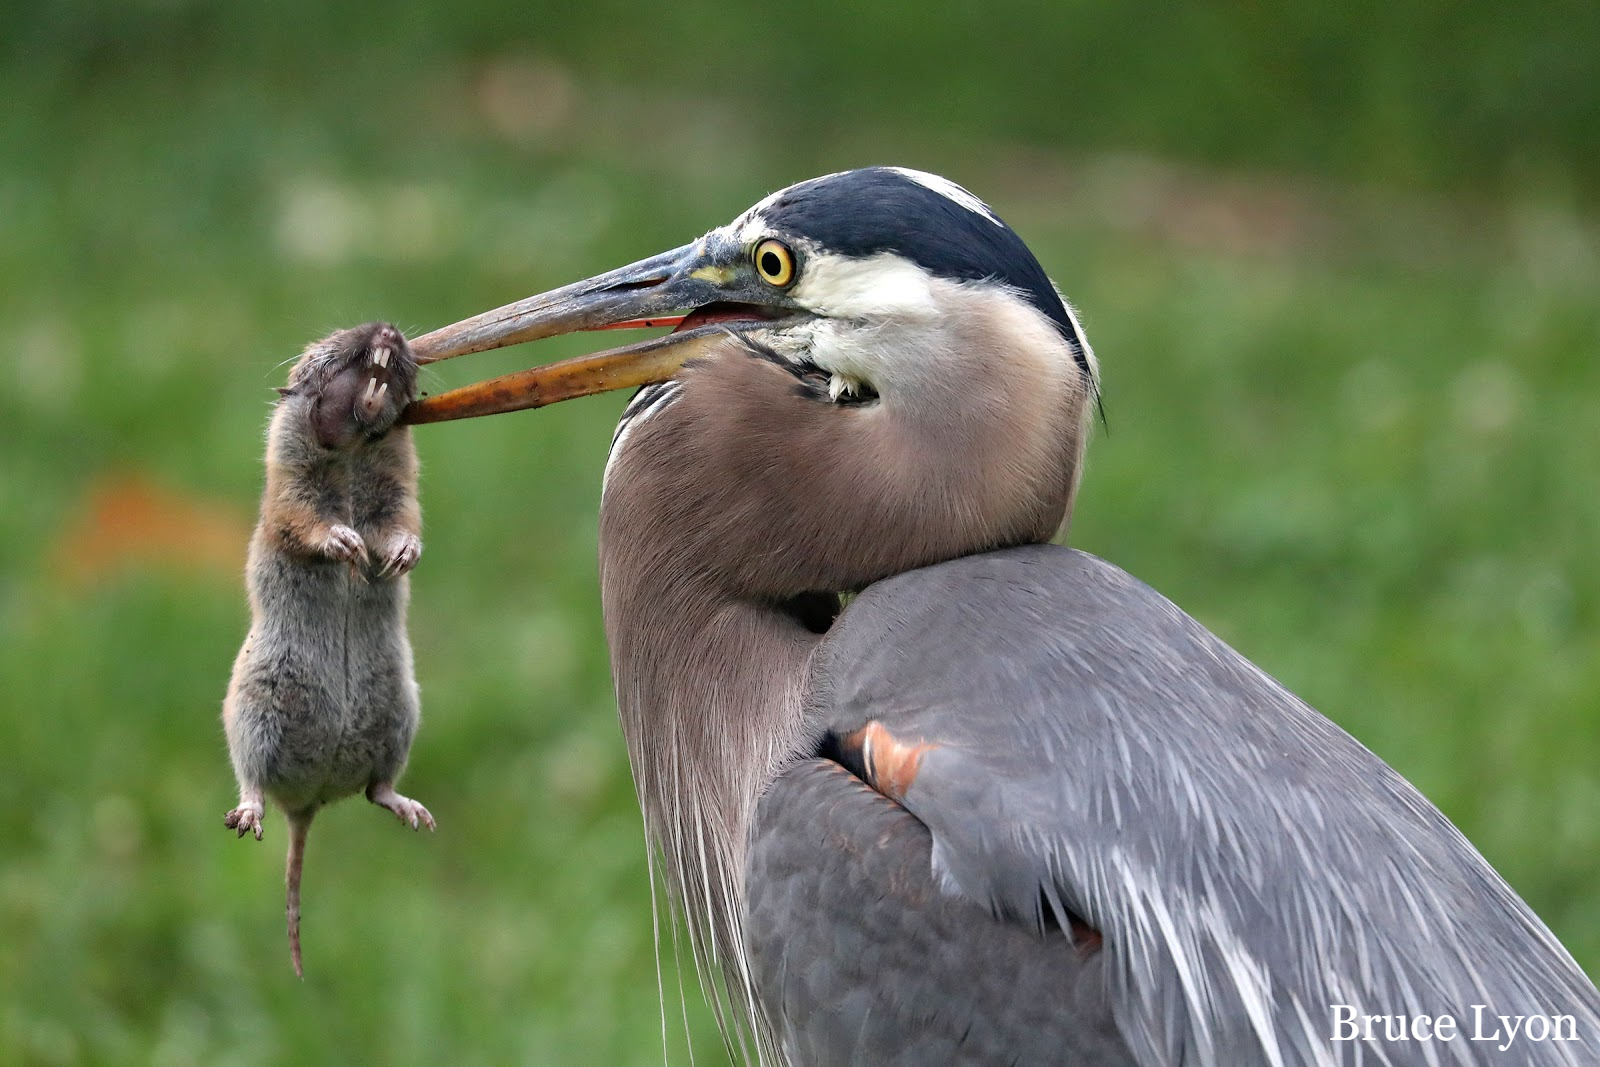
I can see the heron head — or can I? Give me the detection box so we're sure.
[409,167,1099,592]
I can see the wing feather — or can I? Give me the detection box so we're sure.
[809,544,1600,1065]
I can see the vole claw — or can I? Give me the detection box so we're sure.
[368,781,435,831]
[225,803,265,841]
[377,533,423,579]
[321,524,368,565]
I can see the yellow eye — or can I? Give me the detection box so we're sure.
[753,239,796,287]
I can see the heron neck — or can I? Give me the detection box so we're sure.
[598,548,819,981]
[603,568,818,826]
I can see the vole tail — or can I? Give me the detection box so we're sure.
[286,808,315,979]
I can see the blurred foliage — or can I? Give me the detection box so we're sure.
[2,3,1598,1064]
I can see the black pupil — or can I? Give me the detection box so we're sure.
[761,249,783,277]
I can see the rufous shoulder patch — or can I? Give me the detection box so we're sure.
[839,721,938,803]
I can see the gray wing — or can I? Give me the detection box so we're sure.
[746,758,1135,1065]
[755,543,1600,1066]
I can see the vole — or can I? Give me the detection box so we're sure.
[222,321,432,978]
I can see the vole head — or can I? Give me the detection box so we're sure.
[282,322,419,449]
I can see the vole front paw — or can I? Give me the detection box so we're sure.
[320,524,368,566]
[376,532,423,579]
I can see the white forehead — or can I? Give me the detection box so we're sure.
[731,211,771,247]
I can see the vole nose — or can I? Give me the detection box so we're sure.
[369,328,399,371]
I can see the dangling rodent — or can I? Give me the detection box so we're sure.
[222,321,432,978]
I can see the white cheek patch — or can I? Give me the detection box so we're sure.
[885,168,1002,226]
[797,317,914,395]
[789,252,938,321]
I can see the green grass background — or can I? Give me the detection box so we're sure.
[3,4,1598,1063]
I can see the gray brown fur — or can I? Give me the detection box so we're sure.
[222,321,433,978]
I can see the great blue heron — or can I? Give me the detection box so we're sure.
[402,168,1599,1064]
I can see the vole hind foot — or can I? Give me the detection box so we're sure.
[376,532,423,579]
[320,523,368,566]
[367,781,435,831]
[224,799,265,841]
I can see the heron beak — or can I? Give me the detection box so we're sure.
[399,240,789,424]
